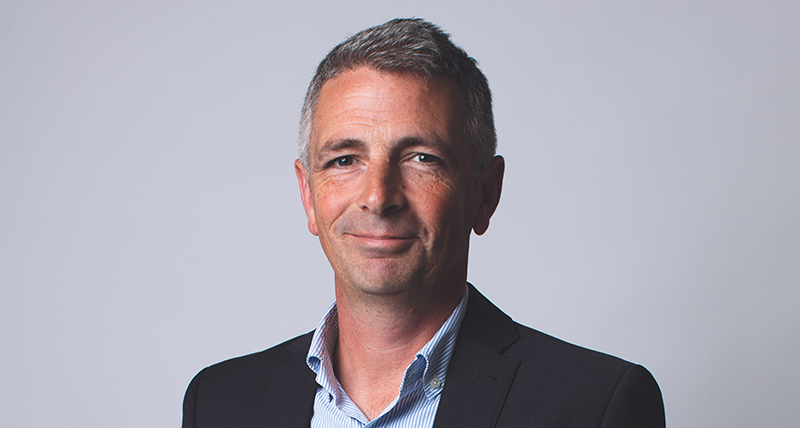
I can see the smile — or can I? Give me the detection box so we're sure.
[347,233,416,253]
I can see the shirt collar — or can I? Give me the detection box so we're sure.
[306,285,470,403]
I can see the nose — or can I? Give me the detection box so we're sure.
[357,159,406,216]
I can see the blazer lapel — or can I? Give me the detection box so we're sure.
[433,285,521,428]
[260,334,318,427]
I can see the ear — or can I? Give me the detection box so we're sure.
[472,156,505,236]
[295,159,319,236]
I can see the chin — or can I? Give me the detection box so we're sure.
[346,265,427,297]
[354,276,420,296]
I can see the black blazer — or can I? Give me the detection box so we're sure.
[183,286,665,427]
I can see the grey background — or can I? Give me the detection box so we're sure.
[1,1,798,427]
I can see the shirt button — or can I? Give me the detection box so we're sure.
[429,377,442,389]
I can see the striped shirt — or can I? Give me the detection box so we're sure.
[306,286,469,428]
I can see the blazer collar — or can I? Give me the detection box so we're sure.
[260,333,317,427]
[432,284,521,428]
[265,285,520,428]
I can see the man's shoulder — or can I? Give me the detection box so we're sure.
[461,286,660,401]
[511,322,636,373]
[197,331,314,381]
[452,290,664,426]
[505,324,664,425]
[183,332,317,427]
[464,285,640,373]
[186,332,314,402]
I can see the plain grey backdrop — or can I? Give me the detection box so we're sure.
[1,1,798,427]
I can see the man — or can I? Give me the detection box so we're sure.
[183,18,665,427]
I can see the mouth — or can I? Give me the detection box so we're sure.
[346,233,416,253]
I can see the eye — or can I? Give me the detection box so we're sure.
[334,156,354,167]
[412,153,440,164]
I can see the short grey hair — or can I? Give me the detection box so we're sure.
[298,18,496,179]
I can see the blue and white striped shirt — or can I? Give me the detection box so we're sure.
[306,286,469,428]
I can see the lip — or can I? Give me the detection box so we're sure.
[347,233,416,252]
[351,233,412,239]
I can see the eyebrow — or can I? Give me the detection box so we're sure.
[314,138,365,163]
[314,134,455,163]
[396,135,451,154]
[395,135,457,164]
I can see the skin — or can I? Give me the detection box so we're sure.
[295,66,504,420]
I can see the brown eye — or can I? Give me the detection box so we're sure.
[336,156,354,167]
[414,153,439,164]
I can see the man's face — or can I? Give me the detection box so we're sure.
[295,67,491,301]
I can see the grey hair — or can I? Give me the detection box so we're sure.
[298,18,496,180]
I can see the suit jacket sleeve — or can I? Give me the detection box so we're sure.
[600,364,665,428]
[182,369,203,428]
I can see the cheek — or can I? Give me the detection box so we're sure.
[312,180,354,226]
[409,178,463,226]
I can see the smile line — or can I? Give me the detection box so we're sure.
[348,234,414,240]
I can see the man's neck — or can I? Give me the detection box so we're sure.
[331,280,464,420]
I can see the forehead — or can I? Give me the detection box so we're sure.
[310,67,462,150]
